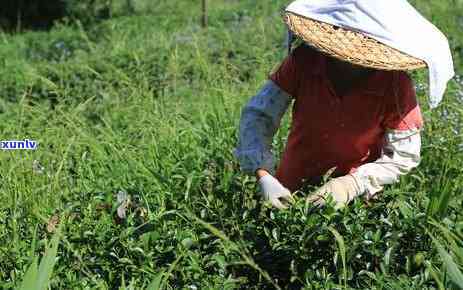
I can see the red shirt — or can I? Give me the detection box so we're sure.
[270,46,423,191]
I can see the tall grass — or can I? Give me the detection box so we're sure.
[427,221,463,289]
[17,230,60,290]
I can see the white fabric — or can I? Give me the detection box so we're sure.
[258,174,294,209]
[351,128,421,198]
[286,0,454,108]
[307,175,362,209]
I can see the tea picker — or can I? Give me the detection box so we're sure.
[235,0,454,209]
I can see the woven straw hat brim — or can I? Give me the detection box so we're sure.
[284,12,427,71]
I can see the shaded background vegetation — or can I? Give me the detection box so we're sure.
[0,0,135,31]
[0,0,462,289]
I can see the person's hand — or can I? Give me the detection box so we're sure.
[258,174,294,209]
[306,175,361,209]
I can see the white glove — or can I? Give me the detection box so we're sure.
[306,175,362,209]
[258,174,294,209]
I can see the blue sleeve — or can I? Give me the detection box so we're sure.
[234,80,291,174]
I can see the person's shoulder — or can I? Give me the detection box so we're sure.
[380,70,418,113]
[396,71,413,85]
[395,71,415,95]
[377,70,415,93]
[289,44,324,74]
[388,71,413,85]
[291,44,322,61]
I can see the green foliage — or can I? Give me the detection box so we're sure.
[0,0,462,289]
[427,221,463,289]
[64,0,115,25]
[17,230,61,290]
[0,0,66,30]
[0,0,136,31]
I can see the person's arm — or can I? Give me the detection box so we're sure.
[235,46,312,175]
[235,80,291,176]
[307,128,421,208]
[235,80,294,209]
[355,72,423,198]
[307,72,423,208]
[235,45,311,209]
[351,128,421,198]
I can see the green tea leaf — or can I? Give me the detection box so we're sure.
[328,226,347,289]
[431,234,463,288]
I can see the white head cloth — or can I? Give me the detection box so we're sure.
[286,0,455,108]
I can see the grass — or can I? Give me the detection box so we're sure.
[0,0,462,288]
[17,228,61,290]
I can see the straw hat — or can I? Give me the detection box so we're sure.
[284,12,427,71]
